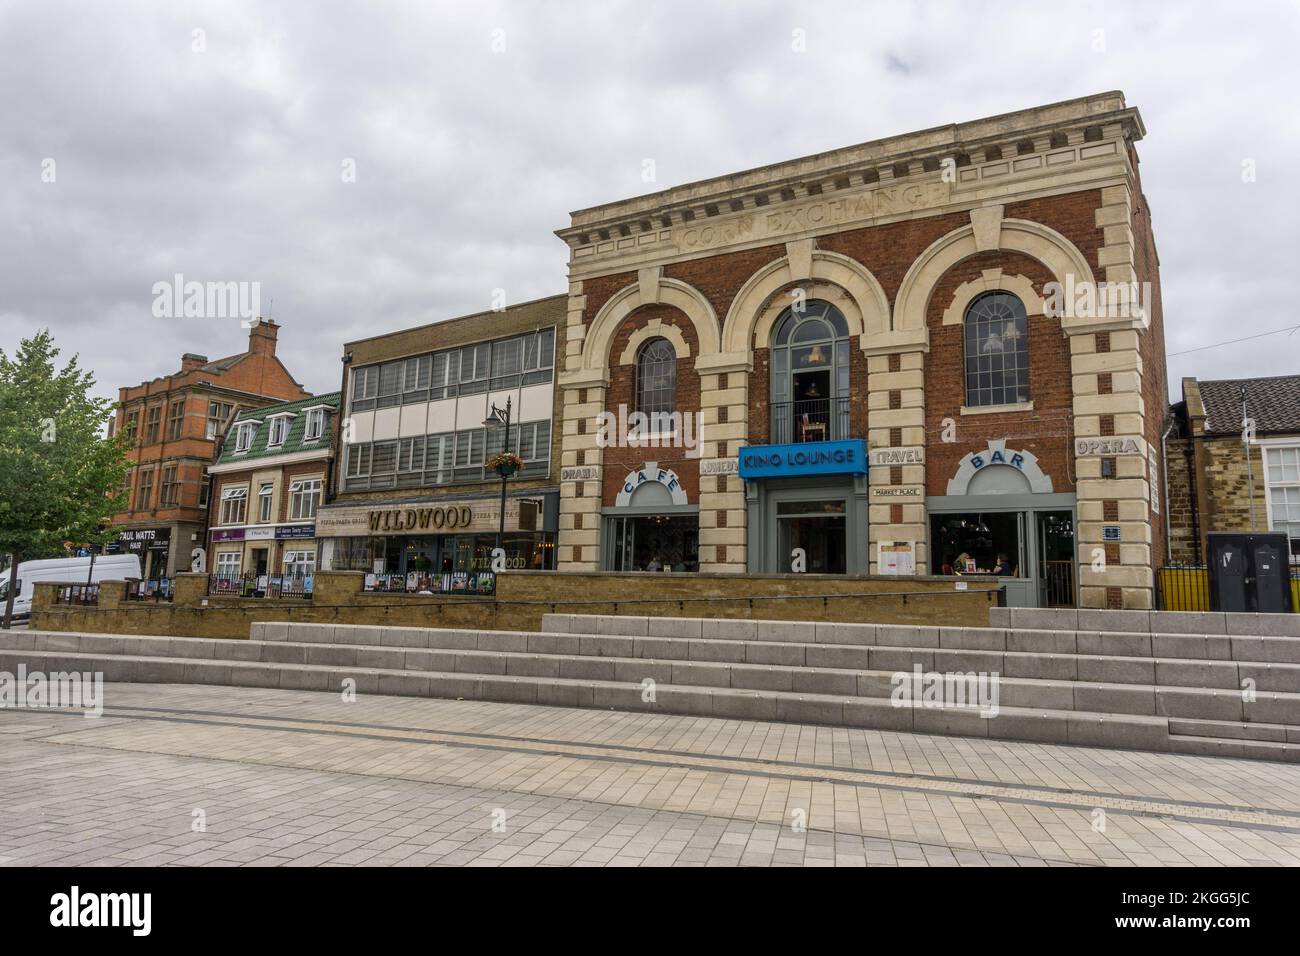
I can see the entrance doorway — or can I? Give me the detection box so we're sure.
[605,514,700,572]
[777,500,846,573]
[1037,511,1075,607]
[927,495,1078,607]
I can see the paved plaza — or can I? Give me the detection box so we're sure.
[3,683,1300,866]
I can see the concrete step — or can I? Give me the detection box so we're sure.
[1166,735,1300,762]
[10,629,1300,739]
[20,630,1300,722]
[0,647,1187,755]
[248,622,1300,692]
[545,613,1300,664]
[990,606,1300,638]
[1168,717,1300,743]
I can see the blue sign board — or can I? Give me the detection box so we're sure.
[738,439,868,480]
[275,524,316,539]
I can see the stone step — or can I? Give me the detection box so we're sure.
[544,613,1300,663]
[990,606,1300,638]
[0,647,1190,756]
[1166,735,1300,762]
[10,631,1300,729]
[245,622,1300,691]
[1167,717,1300,743]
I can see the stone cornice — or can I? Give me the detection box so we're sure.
[556,92,1143,271]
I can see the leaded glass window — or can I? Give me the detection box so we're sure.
[964,292,1030,407]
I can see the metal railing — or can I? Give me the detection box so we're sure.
[363,570,497,596]
[53,584,99,606]
[1040,560,1075,608]
[208,571,313,599]
[1156,563,1300,612]
[125,578,173,602]
[769,397,851,444]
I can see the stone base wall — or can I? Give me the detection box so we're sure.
[30,571,1002,640]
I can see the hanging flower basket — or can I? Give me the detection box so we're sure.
[488,452,524,477]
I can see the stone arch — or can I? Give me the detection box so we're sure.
[721,248,890,357]
[617,318,690,366]
[582,276,719,375]
[894,210,1094,337]
[941,268,1045,326]
[946,440,1054,495]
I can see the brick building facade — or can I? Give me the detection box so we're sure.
[1168,374,1300,566]
[552,92,1169,608]
[316,296,567,591]
[206,392,340,589]
[107,320,310,579]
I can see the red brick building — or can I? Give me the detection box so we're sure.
[553,92,1169,609]
[107,319,310,579]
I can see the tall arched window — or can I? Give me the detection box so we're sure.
[964,291,1029,407]
[769,300,850,443]
[636,337,677,416]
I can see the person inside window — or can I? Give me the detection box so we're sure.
[955,551,973,574]
[941,554,955,575]
[992,553,1014,576]
[645,555,663,572]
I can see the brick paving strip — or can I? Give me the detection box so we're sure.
[52,703,1300,834]
[5,684,1300,865]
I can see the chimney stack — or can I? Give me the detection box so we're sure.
[180,353,208,372]
[247,317,279,356]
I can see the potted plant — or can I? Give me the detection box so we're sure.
[488,451,524,478]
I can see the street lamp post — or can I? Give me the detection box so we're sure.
[484,396,513,558]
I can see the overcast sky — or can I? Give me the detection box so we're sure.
[2,0,1297,404]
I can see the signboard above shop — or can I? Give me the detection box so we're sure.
[738,439,868,480]
[315,498,538,537]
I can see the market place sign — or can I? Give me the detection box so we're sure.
[869,485,924,501]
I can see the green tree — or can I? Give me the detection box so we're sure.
[0,329,129,627]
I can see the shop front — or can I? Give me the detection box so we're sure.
[318,491,559,592]
[105,526,173,582]
[740,439,869,574]
[928,441,1076,607]
[601,464,699,572]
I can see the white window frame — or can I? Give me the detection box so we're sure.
[303,408,326,441]
[283,550,316,576]
[214,551,242,579]
[268,413,294,447]
[258,482,274,523]
[289,478,322,520]
[219,485,248,526]
[1261,441,1300,563]
[233,420,259,452]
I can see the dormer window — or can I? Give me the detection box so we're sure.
[303,407,327,441]
[268,414,293,447]
[233,420,259,452]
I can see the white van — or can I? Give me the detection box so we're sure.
[0,554,143,620]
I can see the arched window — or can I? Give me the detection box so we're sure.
[636,337,677,416]
[964,291,1029,407]
[769,300,850,443]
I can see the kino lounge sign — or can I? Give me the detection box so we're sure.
[738,439,868,480]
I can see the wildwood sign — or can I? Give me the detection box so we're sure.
[368,505,474,532]
[315,498,536,536]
